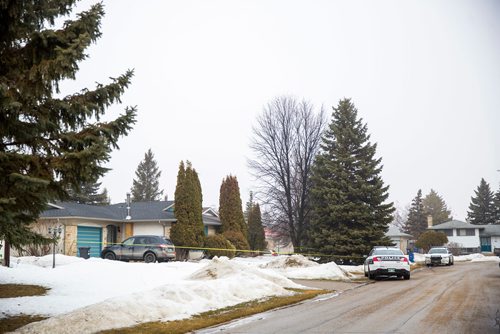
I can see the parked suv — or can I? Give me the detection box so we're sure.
[364,246,410,280]
[425,247,454,266]
[101,235,176,263]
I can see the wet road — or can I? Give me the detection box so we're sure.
[197,262,500,334]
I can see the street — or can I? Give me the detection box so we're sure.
[197,262,500,334]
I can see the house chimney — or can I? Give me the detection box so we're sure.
[427,215,433,228]
[126,193,131,220]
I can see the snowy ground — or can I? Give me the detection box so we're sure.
[1,253,497,333]
[0,254,352,334]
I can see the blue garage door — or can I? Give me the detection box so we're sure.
[77,226,102,258]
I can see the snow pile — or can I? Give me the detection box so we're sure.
[339,265,364,276]
[259,254,319,269]
[11,254,84,268]
[256,255,350,281]
[8,257,304,334]
[456,253,500,263]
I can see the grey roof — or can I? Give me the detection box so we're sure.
[479,224,500,237]
[386,225,413,238]
[428,220,479,230]
[40,201,221,226]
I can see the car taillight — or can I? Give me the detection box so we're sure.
[373,257,380,262]
[400,257,408,262]
[159,244,167,249]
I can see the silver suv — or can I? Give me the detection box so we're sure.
[101,235,176,263]
[364,246,410,280]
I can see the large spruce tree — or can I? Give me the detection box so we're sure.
[467,178,495,225]
[130,149,163,201]
[405,189,427,238]
[67,178,110,205]
[0,1,136,257]
[307,99,393,261]
[494,186,500,224]
[422,189,452,225]
[246,192,266,252]
[170,161,204,259]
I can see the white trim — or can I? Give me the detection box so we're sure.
[47,202,65,210]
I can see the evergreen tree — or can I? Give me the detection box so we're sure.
[219,176,247,236]
[307,99,393,260]
[0,1,136,258]
[422,189,452,225]
[246,192,266,251]
[494,186,500,224]
[467,178,495,225]
[170,161,204,259]
[405,190,427,238]
[219,175,249,251]
[67,178,110,205]
[130,149,163,202]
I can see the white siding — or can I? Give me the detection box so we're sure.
[447,228,480,248]
[492,236,500,251]
[133,222,164,236]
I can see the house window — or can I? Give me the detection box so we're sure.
[457,229,475,236]
[437,229,453,237]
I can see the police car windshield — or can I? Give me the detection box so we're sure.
[429,248,446,254]
[372,249,403,256]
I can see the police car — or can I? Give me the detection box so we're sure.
[364,246,410,280]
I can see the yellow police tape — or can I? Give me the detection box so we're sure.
[76,240,366,259]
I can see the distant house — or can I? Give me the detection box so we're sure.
[24,201,221,258]
[386,225,413,254]
[428,219,500,254]
[264,228,294,254]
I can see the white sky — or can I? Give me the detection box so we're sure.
[61,0,500,220]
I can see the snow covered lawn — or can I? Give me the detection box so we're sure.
[0,254,352,333]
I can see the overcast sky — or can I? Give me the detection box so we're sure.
[62,0,500,220]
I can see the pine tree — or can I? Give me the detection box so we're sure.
[246,192,266,252]
[494,186,500,224]
[422,189,452,225]
[467,178,495,225]
[405,190,427,238]
[219,175,249,251]
[67,179,110,205]
[307,99,393,261]
[130,149,163,202]
[170,161,204,259]
[0,1,136,257]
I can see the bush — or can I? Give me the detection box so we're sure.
[204,234,236,259]
[415,231,448,253]
[223,231,250,256]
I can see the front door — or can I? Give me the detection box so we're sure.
[480,237,491,252]
[120,237,135,259]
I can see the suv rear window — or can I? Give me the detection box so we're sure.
[160,237,173,245]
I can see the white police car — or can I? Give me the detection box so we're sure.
[364,246,410,280]
[424,247,454,266]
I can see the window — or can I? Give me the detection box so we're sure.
[457,229,475,236]
[437,229,453,237]
[204,226,209,236]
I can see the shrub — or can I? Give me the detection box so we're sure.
[415,231,448,253]
[204,234,236,259]
[223,231,250,256]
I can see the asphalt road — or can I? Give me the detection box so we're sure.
[197,262,500,334]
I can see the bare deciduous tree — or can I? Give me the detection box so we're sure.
[249,96,325,249]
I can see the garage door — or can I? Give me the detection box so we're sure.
[77,226,102,258]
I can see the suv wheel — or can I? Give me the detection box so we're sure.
[144,252,157,263]
[104,252,116,260]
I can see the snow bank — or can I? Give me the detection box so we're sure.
[14,257,303,334]
[256,255,350,281]
[456,253,500,263]
[11,254,84,268]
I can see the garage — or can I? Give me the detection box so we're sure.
[77,226,102,258]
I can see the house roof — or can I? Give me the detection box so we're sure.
[428,220,478,230]
[479,224,500,237]
[40,201,221,226]
[386,225,413,238]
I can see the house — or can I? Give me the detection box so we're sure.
[428,219,500,254]
[24,200,221,258]
[264,228,294,254]
[386,225,413,254]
